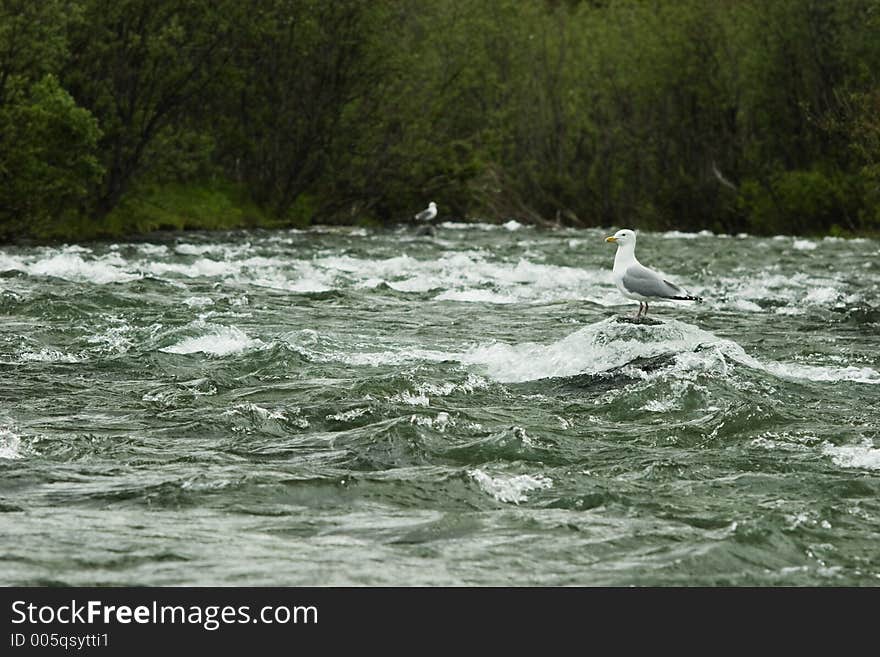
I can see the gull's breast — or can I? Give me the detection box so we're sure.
[612,268,642,300]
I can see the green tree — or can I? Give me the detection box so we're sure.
[210,0,390,222]
[63,0,242,216]
[0,0,102,239]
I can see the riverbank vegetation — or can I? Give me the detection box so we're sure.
[1,0,879,241]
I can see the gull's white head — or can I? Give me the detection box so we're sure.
[605,228,636,246]
[428,201,436,210]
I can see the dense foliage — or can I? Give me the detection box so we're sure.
[1,0,879,240]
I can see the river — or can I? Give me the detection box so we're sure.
[1,223,878,585]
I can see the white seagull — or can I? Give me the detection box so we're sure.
[605,229,702,319]
[414,201,437,222]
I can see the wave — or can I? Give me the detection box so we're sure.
[282,328,454,367]
[0,426,24,459]
[223,402,310,431]
[146,257,242,278]
[19,348,80,363]
[460,317,880,385]
[468,469,552,504]
[0,251,140,284]
[2,234,873,318]
[161,325,264,356]
[765,362,880,385]
[437,221,503,231]
[701,271,864,315]
[132,243,170,256]
[434,289,516,304]
[460,318,727,383]
[659,229,716,239]
[305,252,618,304]
[183,296,215,308]
[822,440,880,471]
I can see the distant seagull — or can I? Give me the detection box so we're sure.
[414,201,437,222]
[605,229,702,319]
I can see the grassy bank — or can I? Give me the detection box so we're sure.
[28,182,280,242]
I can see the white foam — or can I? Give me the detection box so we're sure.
[390,391,430,407]
[310,252,616,304]
[358,278,384,289]
[20,348,80,363]
[438,221,499,231]
[764,362,880,384]
[804,286,840,304]
[225,402,310,428]
[143,252,337,293]
[402,377,487,401]
[749,432,816,452]
[340,348,453,367]
[720,270,856,312]
[284,278,333,293]
[502,220,524,231]
[133,243,169,256]
[469,469,552,504]
[640,399,676,412]
[410,411,452,431]
[823,236,869,243]
[822,440,880,470]
[434,289,516,304]
[250,260,335,293]
[0,426,23,459]
[287,330,454,367]
[146,258,239,278]
[660,230,707,239]
[386,276,438,293]
[85,319,134,355]
[175,243,219,255]
[732,299,763,312]
[162,326,264,356]
[417,381,457,397]
[9,252,141,284]
[224,402,287,421]
[793,239,818,251]
[461,318,738,383]
[183,296,215,308]
[460,316,880,386]
[750,436,801,451]
[326,407,371,422]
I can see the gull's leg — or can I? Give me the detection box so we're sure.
[644,302,649,317]
[633,302,643,319]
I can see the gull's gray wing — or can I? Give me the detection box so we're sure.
[622,263,685,298]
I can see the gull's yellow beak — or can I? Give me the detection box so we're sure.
[605,236,617,243]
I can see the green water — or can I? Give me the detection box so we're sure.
[1,224,878,585]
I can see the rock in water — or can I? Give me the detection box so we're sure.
[615,316,664,326]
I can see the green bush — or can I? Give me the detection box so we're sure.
[0,75,102,239]
[738,169,857,235]
[3,0,880,240]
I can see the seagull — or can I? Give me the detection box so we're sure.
[414,201,437,222]
[605,229,702,319]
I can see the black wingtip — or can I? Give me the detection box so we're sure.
[672,295,703,303]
